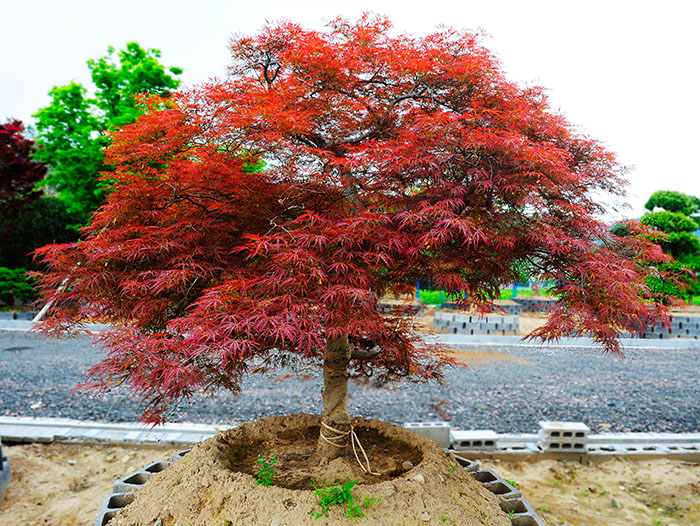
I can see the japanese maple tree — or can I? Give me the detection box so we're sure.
[0,119,45,217]
[36,16,670,459]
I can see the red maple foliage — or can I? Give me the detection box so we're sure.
[0,119,45,216]
[35,16,670,447]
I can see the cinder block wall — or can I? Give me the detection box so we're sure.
[434,311,519,335]
[638,314,700,339]
[511,297,557,313]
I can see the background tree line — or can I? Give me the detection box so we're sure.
[0,43,181,305]
[1,40,699,308]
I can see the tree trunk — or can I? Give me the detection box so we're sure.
[315,334,352,461]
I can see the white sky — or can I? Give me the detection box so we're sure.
[2,0,699,219]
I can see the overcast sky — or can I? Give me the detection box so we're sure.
[2,0,699,219]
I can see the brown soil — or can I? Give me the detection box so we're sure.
[3,440,700,525]
[482,457,700,526]
[0,442,181,526]
[111,414,511,526]
[448,349,533,366]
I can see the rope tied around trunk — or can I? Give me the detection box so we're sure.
[320,421,381,476]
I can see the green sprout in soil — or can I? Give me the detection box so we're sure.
[256,453,277,486]
[310,478,380,520]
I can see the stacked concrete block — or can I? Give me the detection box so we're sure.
[433,311,519,335]
[538,421,589,452]
[512,297,557,313]
[403,422,451,448]
[441,300,523,316]
[450,430,498,451]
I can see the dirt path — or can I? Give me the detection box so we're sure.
[1,442,699,525]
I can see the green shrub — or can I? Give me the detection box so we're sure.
[0,267,37,306]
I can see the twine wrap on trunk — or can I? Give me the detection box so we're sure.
[320,421,381,476]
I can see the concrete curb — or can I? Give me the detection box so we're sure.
[0,416,227,445]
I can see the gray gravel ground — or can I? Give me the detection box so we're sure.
[0,330,698,434]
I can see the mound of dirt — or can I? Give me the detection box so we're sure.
[111,414,511,525]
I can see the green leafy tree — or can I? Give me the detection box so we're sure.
[33,43,182,220]
[88,42,183,128]
[641,190,700,302]
[33,83,105,219]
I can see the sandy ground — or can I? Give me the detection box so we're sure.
[482,457,700,526]
[0,442,181,526]
[1,442,699,525]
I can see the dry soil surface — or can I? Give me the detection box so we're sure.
[2,442,699,525]
[483,457,700,526]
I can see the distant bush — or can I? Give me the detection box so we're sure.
[0,267,37,306]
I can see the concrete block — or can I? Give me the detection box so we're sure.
[450,430,498,451]
[451,453,481,472]
[95,492,135,526]
[112,460,171,493]
[170,449,191,463]
[469,468,521,500]
[500,497,547,526]
[538,421,589,438]
[403,422,451,448]
[538,421,589,452]
[0,439,9,502]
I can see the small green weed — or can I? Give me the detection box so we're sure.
[537,505,550,513]
[311,478,380,519]
[506,478,519,489]
[509,509,515,519]
[256,453,277,486]
[600,488,607,496]
[440,515,455,523]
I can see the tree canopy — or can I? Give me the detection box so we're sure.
[641,190,700,301]
[33,43,182,220]
[37,16,670,429]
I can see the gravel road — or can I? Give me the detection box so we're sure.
[1,330,698,434]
